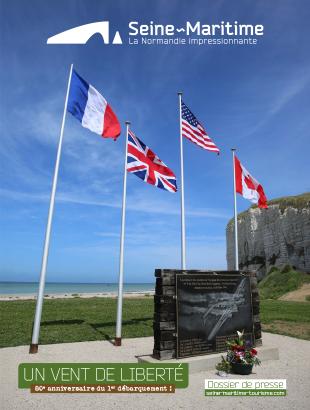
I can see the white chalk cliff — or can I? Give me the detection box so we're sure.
[226,193,310,279]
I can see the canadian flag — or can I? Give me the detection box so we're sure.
[234,155,268,209]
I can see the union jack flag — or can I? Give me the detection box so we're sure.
[127,129,177,193]
[181,100,220,154]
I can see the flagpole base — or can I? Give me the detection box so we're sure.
[29,344,38,354]
[114,337,122,346]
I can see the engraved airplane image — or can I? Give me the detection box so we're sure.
[203,278,247,340]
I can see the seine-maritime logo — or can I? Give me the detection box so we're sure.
[47,21,122,45]
[47,20,264,47]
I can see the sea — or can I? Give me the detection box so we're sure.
[0,282,154,295]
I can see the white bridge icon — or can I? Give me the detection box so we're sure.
[47,21,122,45]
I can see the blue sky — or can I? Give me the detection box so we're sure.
[0,0,309,284]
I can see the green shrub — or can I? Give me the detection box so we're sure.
[259,267,310,300]
[281,264,292,273]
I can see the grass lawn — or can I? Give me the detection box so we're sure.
[0,297,154,348]
[260,300,310,340]
[0,297,309,348]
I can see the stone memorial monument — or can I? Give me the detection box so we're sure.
[153,270,261,360]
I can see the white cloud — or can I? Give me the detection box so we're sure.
[241,70,310,138]
[0,187,229,220]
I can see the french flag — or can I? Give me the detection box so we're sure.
[67,70,121,139]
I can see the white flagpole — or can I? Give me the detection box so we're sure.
[178,92,186,270]
[29,64,73,353]
[231,148,239,270]
[115,121,130,346]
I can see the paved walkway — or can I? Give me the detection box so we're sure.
[1,333,309,409]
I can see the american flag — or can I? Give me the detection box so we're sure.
[127,129,177,193]
[181,101,220,154]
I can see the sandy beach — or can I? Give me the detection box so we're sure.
[0,291,154,301]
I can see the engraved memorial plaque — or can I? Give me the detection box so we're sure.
[176,274,254,358]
